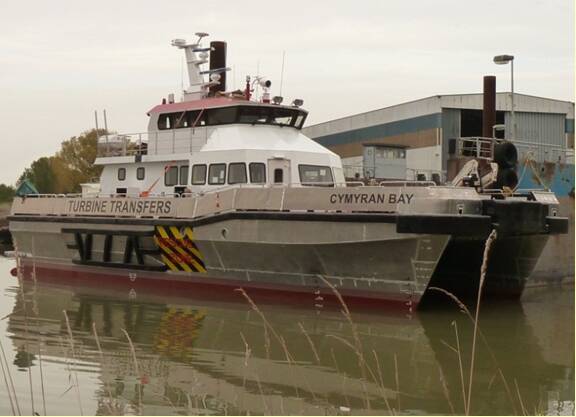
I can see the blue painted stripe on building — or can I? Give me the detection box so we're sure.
[314,113,443,147]
[565,118,574,134]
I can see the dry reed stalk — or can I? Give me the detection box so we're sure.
[92,323,119,415]
[452,321,468,414]
[37,336,47,416]
[297,322,320,364]
[15,252,35,416]
[315,276,372,409]
[235,288,311,400]
[371,349,395,415]
[514,378,527,415]
[465,228,497,415]
[63,309,84,416]
[437,365,456,415]
[329,347,351,409]
[254,373,270,415]
[120,328,142,414]
[0,339,21,415]
[429,287,518,414]
[238,331,251,398]
[0,343,16,415]
[393,354,401,411]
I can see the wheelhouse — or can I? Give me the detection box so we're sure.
[156,104,308,130]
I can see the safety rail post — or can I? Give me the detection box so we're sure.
[231,188,238,211]
[172,129,175,154]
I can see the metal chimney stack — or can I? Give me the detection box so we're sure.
[209,41,227,95]
[483,75,496,137]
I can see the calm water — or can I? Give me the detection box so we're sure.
[0,256,573,415]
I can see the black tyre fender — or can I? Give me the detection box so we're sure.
[496,167,519,189]
[493,141,518,168]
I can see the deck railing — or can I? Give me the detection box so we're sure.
[453,136,573,164]
[97,127,210,157]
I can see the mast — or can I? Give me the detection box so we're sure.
[171,33,229,102]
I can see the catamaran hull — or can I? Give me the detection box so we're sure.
[423,234,550,304]
[9,216,450,310]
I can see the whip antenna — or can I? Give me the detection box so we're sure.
[279,51,286,96]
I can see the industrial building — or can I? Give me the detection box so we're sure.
[303,92,575,182]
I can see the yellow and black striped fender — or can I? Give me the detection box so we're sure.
[154,226,207,273]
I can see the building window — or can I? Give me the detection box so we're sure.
[298,164,334,186]
[164,166,179,186]
[118,168,126,181]
[180,165,189,185]
[273,169,283,184]
[228,163,247,184]
[136,167,145,180]
[191,164,207,185]
[249,163,266,183]
[208,164,226,185]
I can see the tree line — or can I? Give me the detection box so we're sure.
[0,128,105,202]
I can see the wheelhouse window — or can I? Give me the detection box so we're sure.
[186,110,205,127]
[136,167,145,180]
[157,113,175,130]
[206,107,237,125]
[208,164,226,185]
[118,168,126,181]
[180,165,189,185]
[164,166,179,186]
[249,163,266,183]
[156,106,307,130]
[228,163,247,184]
[191,164,207,185]
[298,165,334,186]
[236,106,307,128]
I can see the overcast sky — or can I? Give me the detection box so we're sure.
[0,0,573,185]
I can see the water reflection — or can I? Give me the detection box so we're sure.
[2,263,574,415]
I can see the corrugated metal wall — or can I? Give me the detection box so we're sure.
[441,108,461,171]
[506,112,566,162]
[507,112,565,145]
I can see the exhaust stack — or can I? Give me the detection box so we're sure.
[482,75,496,137]
[209,41,227,95]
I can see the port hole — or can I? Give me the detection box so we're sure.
[221,228,228,239]
[457,204,464,215]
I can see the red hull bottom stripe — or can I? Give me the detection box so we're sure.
[15,260,416,313]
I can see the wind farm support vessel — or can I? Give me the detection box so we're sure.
[8,34,569,310]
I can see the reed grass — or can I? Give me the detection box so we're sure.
[465,228,497,414]
[62,310,84,415]
[37,336,47,416]
[514,378,527,416]
[235,288,309,401]
[0,338,21,415]
[437,364,456,415]
[393,353,400,411]
[92,323,126,415]
[120,328,143,414]
[430,285,518,414]
[297,322,320,364]
[452,321,467,414]
[315,275,373,411]
[0,340,17,415]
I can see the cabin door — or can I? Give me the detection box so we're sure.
[267,158,291,185]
